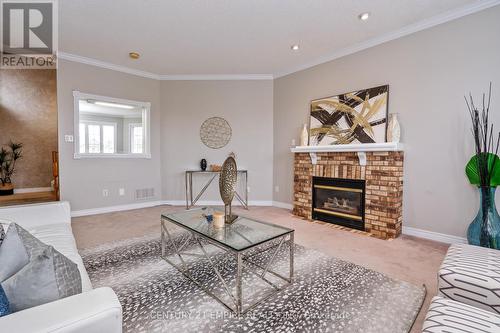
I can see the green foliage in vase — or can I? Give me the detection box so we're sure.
[466,153,500,187]
[465,83,500,188]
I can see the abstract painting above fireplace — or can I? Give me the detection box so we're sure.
[312,177,366,231]
[309,85,389,145]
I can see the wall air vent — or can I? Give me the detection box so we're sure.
[135,188,155,200]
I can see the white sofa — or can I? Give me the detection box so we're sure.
[0,201,122,333]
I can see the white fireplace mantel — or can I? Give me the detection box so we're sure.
[290,142,404,153]
[290,142,404,166]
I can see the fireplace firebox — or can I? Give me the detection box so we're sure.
[312,177,366,231]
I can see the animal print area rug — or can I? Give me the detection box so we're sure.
[81,234,425,333]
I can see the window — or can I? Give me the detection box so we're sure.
[129,124,143,154]
[88,124,101,153]
[78,122,116,154]
[74,91,151,158]
[102,125,115,153]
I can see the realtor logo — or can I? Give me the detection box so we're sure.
[1,0,57,69]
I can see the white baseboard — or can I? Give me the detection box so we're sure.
[14,187,52,194]
[402,226,467,244]
[272,201,293,210]
[71,200,163,217]
[161,200,274,207]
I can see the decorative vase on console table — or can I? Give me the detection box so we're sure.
[465,84,500,249]
[200,159,207,171]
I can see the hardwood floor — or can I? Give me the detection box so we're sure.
[0,191,57,206]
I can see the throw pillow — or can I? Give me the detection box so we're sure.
[0,218,13,240]
[1,246,60,312]
[0,224,29,282]
[0,284,10,317]
[0,224,5,247]
[14,224,82,298]
[0,223,82,312]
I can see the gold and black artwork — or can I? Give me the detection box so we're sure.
[309,85,389,145]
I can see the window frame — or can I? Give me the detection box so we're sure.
[79,121,118,154]
[73,91,151,159]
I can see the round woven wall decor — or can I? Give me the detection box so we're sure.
[200,117,232,149]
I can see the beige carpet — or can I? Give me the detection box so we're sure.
[72,205,449,332]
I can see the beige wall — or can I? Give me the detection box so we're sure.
[273,7,500,237]
[160,80,274,203]
[57,60,161,211]
[0,69,58,188]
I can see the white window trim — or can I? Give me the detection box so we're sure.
[73,91,151,159]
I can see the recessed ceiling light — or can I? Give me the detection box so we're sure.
[291,44,300,51]
[129,52,140,59]
[358,12,370,21]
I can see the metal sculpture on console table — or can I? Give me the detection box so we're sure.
[219,156,238,224]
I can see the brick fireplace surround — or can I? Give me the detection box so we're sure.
[293,151,404,239]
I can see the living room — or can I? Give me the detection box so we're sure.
[1,1,500,332]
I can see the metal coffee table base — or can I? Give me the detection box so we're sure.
[161,218,294,315]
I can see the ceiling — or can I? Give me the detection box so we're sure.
[59,0,490,77]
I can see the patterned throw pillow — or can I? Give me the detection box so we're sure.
[0,224,82,312]
[0,224,5,247]
[14,224,82,298]
[0,224,30,282]
[0,218,14,249]
[0,284,10,317]
[2,246,60,312]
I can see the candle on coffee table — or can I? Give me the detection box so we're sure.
[213,211,225,229]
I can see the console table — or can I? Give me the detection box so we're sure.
[185,170,248,209]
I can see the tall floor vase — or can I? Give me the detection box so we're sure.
[467,186,500,249]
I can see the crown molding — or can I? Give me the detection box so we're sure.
[159,74,273,80]
[57,51,161,80]
[57,51,273,81]
[274,0,500,78]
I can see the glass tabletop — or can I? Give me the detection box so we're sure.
[162,208,294,252]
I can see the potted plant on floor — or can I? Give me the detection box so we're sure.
[0,141,23,196]
[465,84,500,249]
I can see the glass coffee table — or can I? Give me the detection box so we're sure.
[161,208,294,315]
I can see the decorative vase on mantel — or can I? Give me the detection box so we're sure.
[387,113,400,143]
[300,124,309,146]
[467,186,500,249]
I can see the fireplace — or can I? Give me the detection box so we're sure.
[312,177,366,231]
[293,151,403,239]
